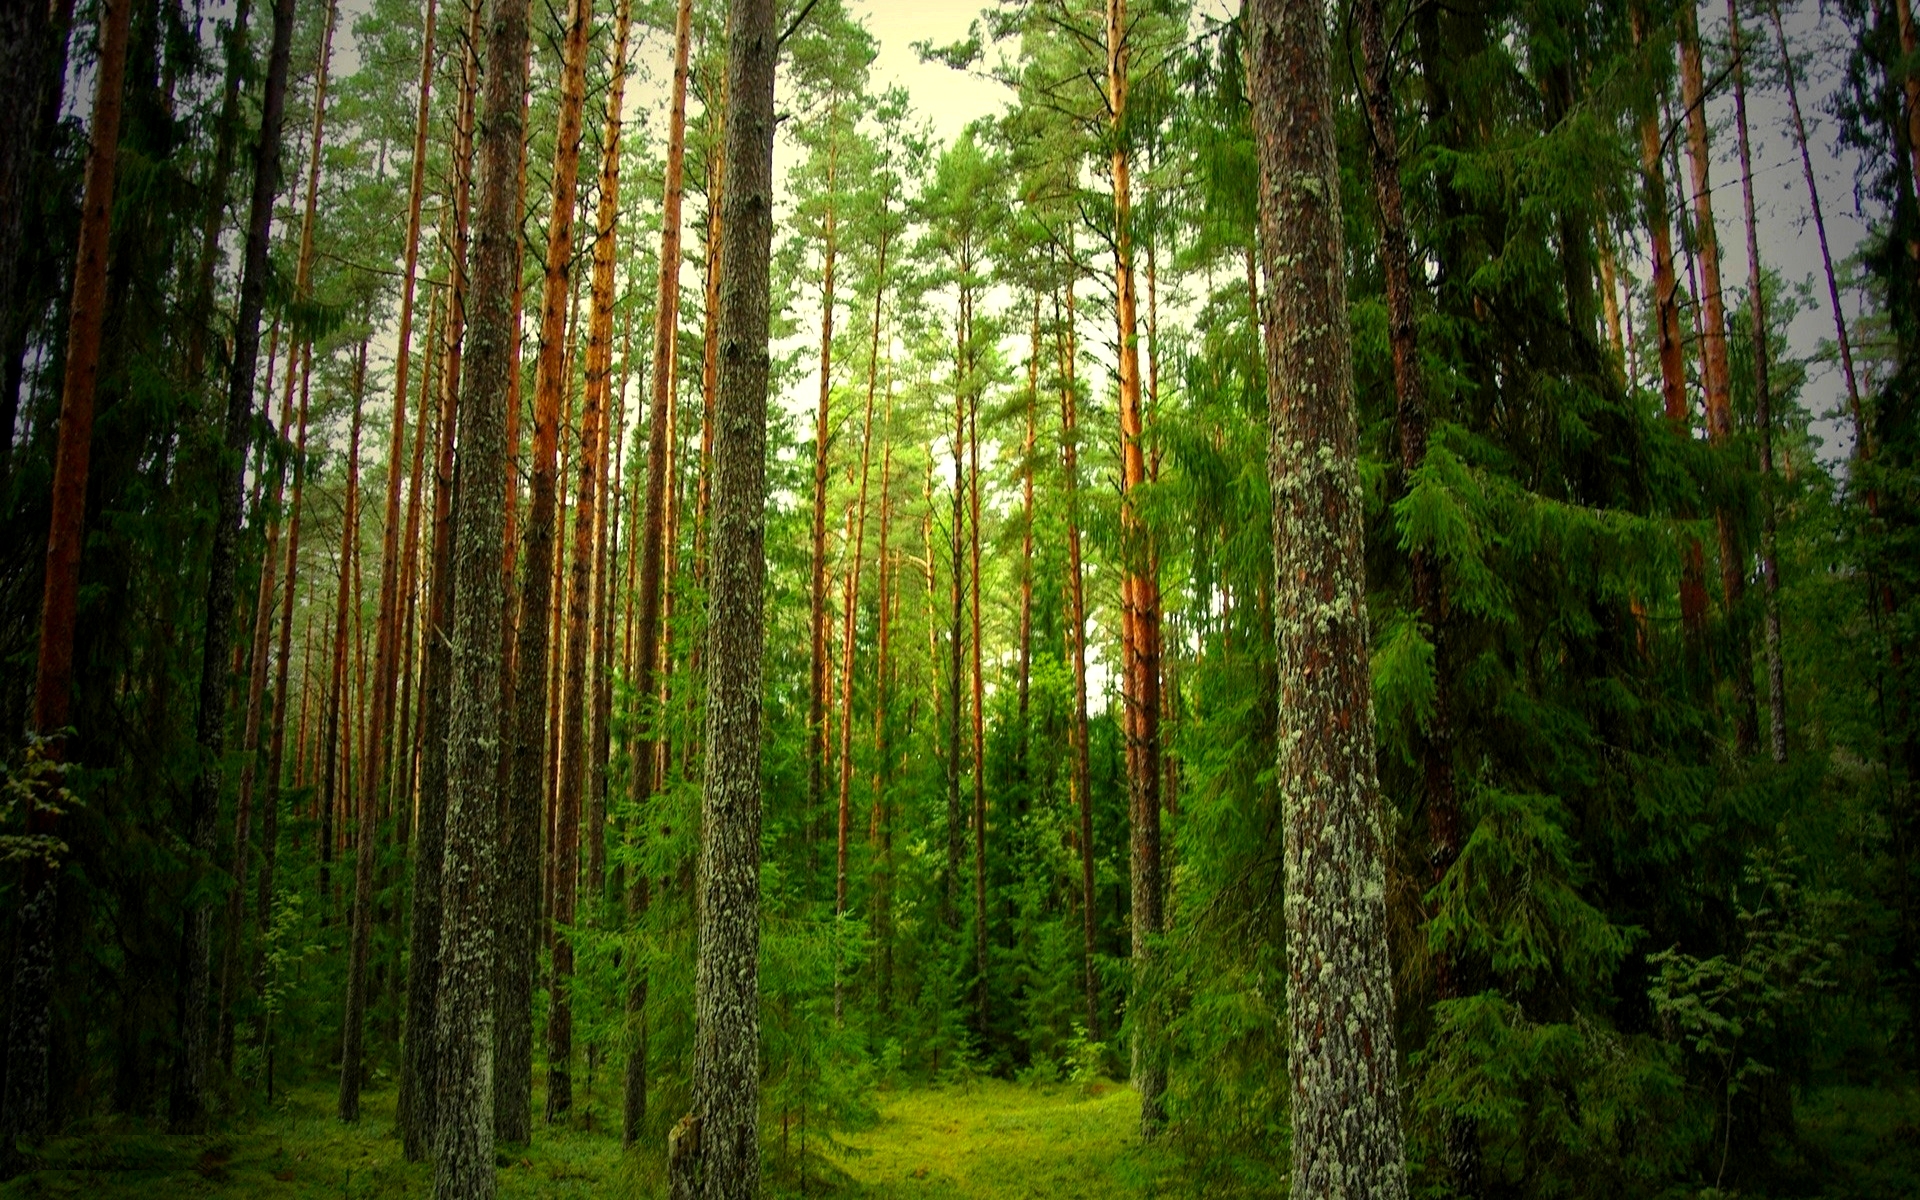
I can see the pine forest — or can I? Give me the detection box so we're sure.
[1,0,1918,1195]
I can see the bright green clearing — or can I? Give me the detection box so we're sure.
[821,1080,1175,1198]
[0,1079,1177,1199]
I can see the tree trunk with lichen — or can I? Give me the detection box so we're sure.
[669,0,775,1195]
[430,0,530,1176]
[1248,0,1411,1195]
[399,0,477,1157]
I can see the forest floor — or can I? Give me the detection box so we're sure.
[0,1076,1176,1199]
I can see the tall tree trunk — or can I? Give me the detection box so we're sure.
[1678,3,1760,755]
[946,257,968,929]
[258,0,342,944]
[550,0,630,1119]
[696,95,725,576]
[1248,0,1411,1194]
[1765,0,1869,467]
[216,326,292,1070]
[322,351,362,918]
[809,122,840,873]
[1358,0,1473,1184]
[498,0,592,1142]
[869,373,897,1017]
[341,0,439,1123]
[431,0,530,1171]
[182,0,250,387]
[1727,0,1789,763]
[258,342,312,989]
[338,340,381,1120]
[589,317,628,903]
[1018,299,1037,751]
[169,0,302,1132]
[1106,0,1163,1133]
[1629,3,1706,642]
[1056,274,1098,1043]
[835,211,890,1019]
[623,0,693,1145]
[967,281,988,1037]
[3,0,135,1155]
[400,0,479,1155]
[670,1,775,1194]
[498,80,530,808]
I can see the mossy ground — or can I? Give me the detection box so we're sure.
[815,1080,1178,1198]
[0,1078,652,1199]
[0,1077,1176,1199]
[6,1077,1911,1198]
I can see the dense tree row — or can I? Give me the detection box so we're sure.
[0,0,1916,1195]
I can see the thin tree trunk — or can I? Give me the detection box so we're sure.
[696,30,728,582]
[967,279,988,1036]
[498,0,593,1142]
[1056,274,1097,1043]
[1678,3,1760,755]
[946,252,969,930]
[1106,0,1163,1133]
[1358,0,1473,1183]
[170,0,303,1131]
[3,0,135,1153]
[400,0,479,1155]
[1728,0,1789,763]
[836,209,889,922]
[431,0,530,1172]
[216,324,293,1070]
[1248,0,1410,1193]
[498,77,529,807]
[257,340,313,1001]
[869,369,897,1017]
[1765,0,1869,466]
[809,122,841,872]
[551,0,630,1119]
[671,1,775,1194]
[834,212,889,1022]
[341,0,438,1123]
[624,0,693,1147]
[1018,299,1037,751]
[589,316,628,903]
[183,0,251,386]
[1631,2,1707,639]
[339,340,381,1120]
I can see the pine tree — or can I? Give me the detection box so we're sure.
[671,0,777,1194]
[1249,0,1410,1192]
[432,0,531,1179]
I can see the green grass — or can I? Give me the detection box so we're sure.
[0,1077,1177,1199]
[0,1079,652,1199]
[816,1079,1179,1198]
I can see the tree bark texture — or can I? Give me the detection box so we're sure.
[1106,0,1163,1133]
[431,0,531,1180]
[1248,0,1411,1195]
[673,2,776,1197]
[499,0,592,1141]
[170,0,302,1133]
[4,0,136,1155]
